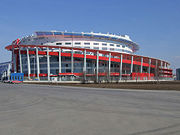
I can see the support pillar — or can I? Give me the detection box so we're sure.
[119,54,123,80]
[155,60,158,80]
[11,45,15,73]
[16,52,19,73]
[19,47,22,73]
[131,55,134,73]
[59,48,61,81]
[148,58,151,74]
[96,51,99,83]
[156,60,158,69]
[148,58,151,80]
[12,45,17,73]
[108,52,111,81]
[160,61,163,79]
[14,52,17,73]
[140,57,143,73]
[83,50,86,82]
[47,47,50,81]
[27,48,31,80]
[71,49,74,81]
[7,63,11,81]
[36,47,40,81]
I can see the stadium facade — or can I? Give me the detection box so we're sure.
[5,31,173,82]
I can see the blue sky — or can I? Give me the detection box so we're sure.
[0,0,180,71]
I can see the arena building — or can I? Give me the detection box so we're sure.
[5,31,173,82]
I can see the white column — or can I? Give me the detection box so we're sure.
[108,52,111,80]
[96,51,99,83]
[19,47,22,73]
[119,54,123,80]
[165,63,167,69]
[36,47,40,81]
[7,63,11,81]
[12,45,15,73]
[47,47,50,81]
[12,46,17,73]
[156,60,158,69]
[59,48,61,81]
[155,59,158,79]
[167,63,169,69]
[164,62,166,69]
[83,50,86,81]
[140,57,143,73]
[27,48,31,80]
[148,58,151,74]
[131,55,134,73]
[71,49,74,73]
[14,52,17,73]
[71,49,74,81]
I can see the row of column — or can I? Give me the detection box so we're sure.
[18,47,155,81]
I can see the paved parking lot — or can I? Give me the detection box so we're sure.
[0,83,180,135]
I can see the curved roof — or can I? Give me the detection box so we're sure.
[35,31,140,52]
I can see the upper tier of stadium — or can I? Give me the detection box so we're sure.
[18,31,140,53]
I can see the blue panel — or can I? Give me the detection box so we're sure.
[44,32,53,35]
[54,32,63,35]
[94,35,103,38]
[120,39,125,42]
[10,73,24,81]
[84,34,92,37]
[73,33,82,36]
[36,32,45,36]
[36,32,53,36]
[111,37,118,40]
[103,36,109,39]
[64,32,73,35]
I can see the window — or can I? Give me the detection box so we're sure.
[65,42,71,45]
[110,48,114,51]
[116,45,120,47]
[94,47,99,50]
[122,45,125,48]
[116,49,122,51]
[110,44,114,46]
[84,42,90,45]
[56,43,62,45]
[102,47,107,50]
[102,43,107,46]
[75,42,81,45]
[93,43,99,45]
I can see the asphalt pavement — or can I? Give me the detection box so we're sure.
[0,83,180,135]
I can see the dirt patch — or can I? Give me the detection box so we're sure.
[23,81,180,91]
